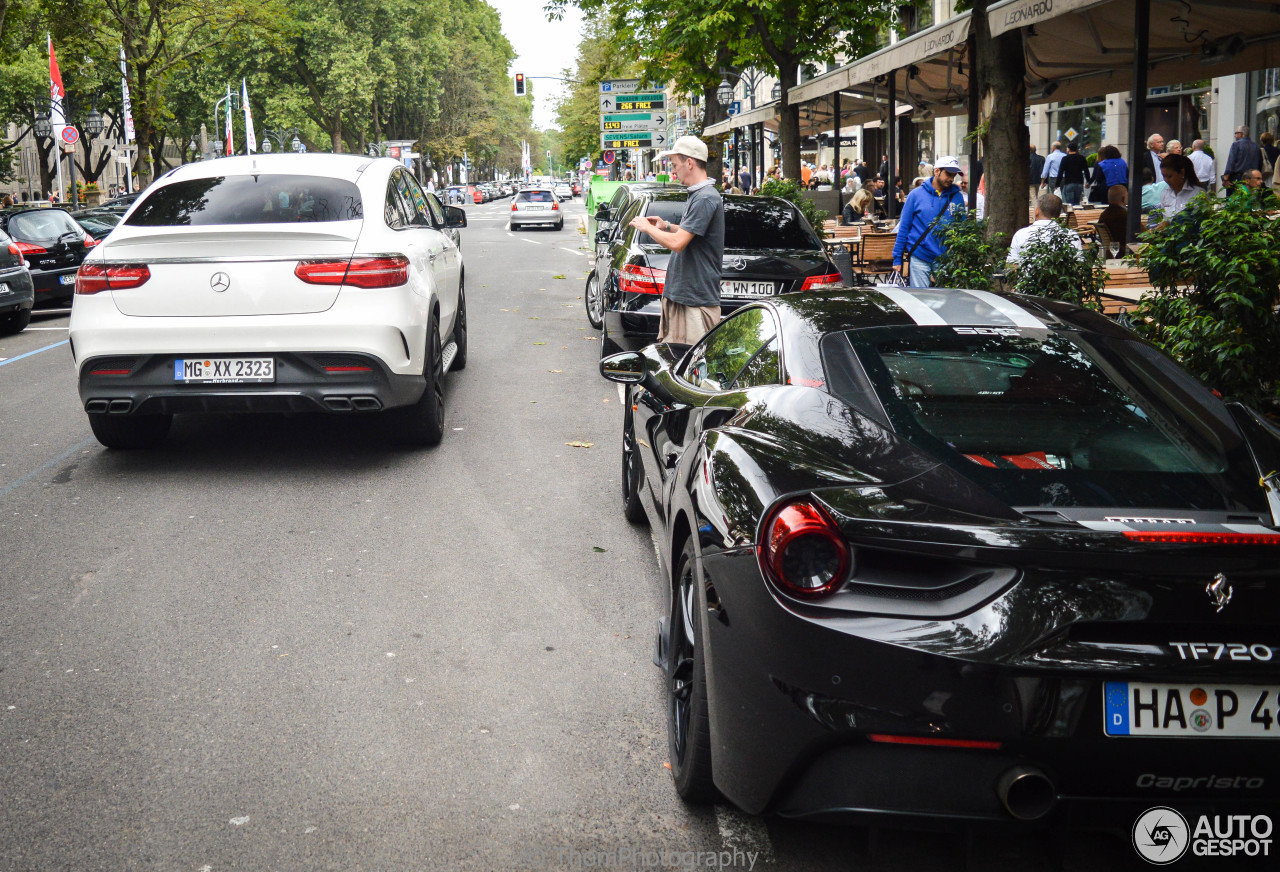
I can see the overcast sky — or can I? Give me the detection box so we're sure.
[487,0,587,130]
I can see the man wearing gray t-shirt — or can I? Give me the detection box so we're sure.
[629,136,725,344]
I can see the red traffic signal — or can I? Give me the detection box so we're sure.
[514,73,526,96]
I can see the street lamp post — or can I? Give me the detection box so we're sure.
[32,97,107,208]
[261,127,301,155]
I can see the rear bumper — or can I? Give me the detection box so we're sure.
[510,211,563,226]
[30,266,78,306]
[0,267,35,314]
[78,350,424,415]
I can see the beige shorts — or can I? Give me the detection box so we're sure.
[658,299,721,345]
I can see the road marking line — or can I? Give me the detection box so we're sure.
[557,248,584,256]
[0,339,70,368]
[0,437,95,500]
[522,239,543,245]
[715,805,775,866]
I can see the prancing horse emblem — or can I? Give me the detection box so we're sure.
[210,272,231,293]
[1206,573,1233,613]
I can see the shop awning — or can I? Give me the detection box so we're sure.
[704,101,780,138]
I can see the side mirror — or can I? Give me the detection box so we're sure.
[599,351,645,384]
[595,229,611,245]
[595,205,611,221]
[444,205,467,228]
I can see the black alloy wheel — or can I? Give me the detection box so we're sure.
[621,399,646,523]
[394,311,445,446]
[584,273,604,330]
[451,279,468,370]
[88,413,173,450]
[666,538,716,802]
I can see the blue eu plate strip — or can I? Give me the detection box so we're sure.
[1105,682,1130,735]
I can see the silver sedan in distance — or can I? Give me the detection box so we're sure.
[508,188,564,231]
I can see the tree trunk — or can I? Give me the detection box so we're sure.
[974,0,1028,245]
[330,113,344,154]
[776,62,800,182]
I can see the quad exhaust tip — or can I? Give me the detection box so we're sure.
[997,766,1056,821]
[86,399,133,414]
[324,395,382,412]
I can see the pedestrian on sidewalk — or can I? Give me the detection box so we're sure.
[1222,125,1262,189]
[892,155,966,289]
[628,136,725,345]
[1029,144,1045,204]
[1056,142,1088,205]
[1189,140,1215,190]
[1040,141,1065,194]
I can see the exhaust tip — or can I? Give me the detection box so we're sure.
[997,766,1056,821]
[324,396,353,412]
[107,399,133,414]
[351,396,382,411]
[85,399,110,414]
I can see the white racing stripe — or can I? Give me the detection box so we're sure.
[876,287,948,325]
[961,289,1047,328]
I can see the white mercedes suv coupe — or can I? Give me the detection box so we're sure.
[69,154,467,448]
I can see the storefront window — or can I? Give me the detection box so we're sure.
[1050,100,1106,155]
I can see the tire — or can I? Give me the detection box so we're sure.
[88,413,172,449]
[621,400,646,523]
[392,312,445,446]
[555,220,564,231]
[667,538,717,802]
[451,279,468,371]
[584,273,604,330]
[0,308,31,336]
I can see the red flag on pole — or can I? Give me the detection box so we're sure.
[48,34,67,142]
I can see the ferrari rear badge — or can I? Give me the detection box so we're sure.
[1206,573,1233,613]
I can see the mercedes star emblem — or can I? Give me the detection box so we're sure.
[1206,573,1233,613]
[730,256,747,271]
[210,272,231,293]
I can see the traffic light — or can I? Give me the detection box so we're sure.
[514,72,526,97]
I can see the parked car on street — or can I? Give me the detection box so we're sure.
[72,209,122,241]
[0,204,98,307]
[600,286,1280,823]
[69,154,468,449]
[588,191,841,347]
[0,225,36,334]
[508,188,563,231]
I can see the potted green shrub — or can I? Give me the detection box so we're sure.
[931,213,1001,291]
[1009,222,1107,310]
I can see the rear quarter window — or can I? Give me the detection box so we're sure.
[724,200,822,250]
[126,175,364,226]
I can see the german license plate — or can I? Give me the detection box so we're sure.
[60,274,76,285]
[174,357,275,383]
[721,280,776,298]
[1104,682,1280,737]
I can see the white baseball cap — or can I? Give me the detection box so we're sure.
[659,135,709,162]
[935,155,962,172]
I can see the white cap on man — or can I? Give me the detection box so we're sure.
[659,135,709,162]
[935,155,962,172]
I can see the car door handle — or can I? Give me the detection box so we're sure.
[429,250,439,262]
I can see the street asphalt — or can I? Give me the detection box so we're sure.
[0,196,1141,871]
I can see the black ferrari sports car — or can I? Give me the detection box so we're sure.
[599,286,1280,825]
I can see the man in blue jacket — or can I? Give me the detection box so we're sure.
[892,155,966,288]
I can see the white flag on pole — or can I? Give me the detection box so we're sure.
[242,79,257,154]
[119,47,135,143]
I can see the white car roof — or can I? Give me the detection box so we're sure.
[156,153,386,184]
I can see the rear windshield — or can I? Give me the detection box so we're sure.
[6,209,83,242]
[519,191,555,203]
[126,175,364,226]
[644,197,821,251]
[823,326,1264,511]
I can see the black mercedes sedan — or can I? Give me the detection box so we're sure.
[587,192,841,352]
[599,286,1280,826]
[0,206,98,307]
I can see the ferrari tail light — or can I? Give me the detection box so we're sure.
[1122,531,1280,545]
[800,272,843,291]
[759,499,852,597]
[295,256,410,289]
[75,263,151,295]
[619,264,666,295]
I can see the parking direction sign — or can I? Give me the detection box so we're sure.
[600,131,667,149]
[600,111,668,132]
[599,92,666,113]
[599,79,657,95]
